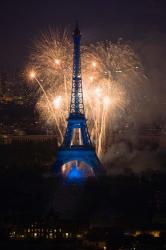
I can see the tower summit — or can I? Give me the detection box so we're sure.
[54,25,104,178]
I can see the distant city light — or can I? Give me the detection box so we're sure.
[65,232,69,238]
[34,233,37,238]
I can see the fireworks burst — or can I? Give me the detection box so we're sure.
[29,29,146,158]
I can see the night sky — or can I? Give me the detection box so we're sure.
[0,0,166,70]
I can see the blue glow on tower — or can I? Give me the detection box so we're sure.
[67,165,82,179]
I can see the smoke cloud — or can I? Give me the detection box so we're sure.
[103,31,166,174]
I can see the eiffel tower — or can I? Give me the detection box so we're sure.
[54,25,104,178]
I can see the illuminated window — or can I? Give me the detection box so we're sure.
[49,233,53,239]
[152,231,160,238]
[134,231,141,236]
[10,231,16,239]
[76,234,82,238]
[34,233,37,238]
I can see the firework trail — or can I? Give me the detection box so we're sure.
[29,29,146,158]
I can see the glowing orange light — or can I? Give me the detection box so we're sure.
[92,61,97,67]
[55,59,60,65]
[95,87,102,97]
[103,96,110,106]
[29,71,36,79]
[89,76,94,82]
[53,96,62,109]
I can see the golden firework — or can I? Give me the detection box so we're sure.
[29,29,145,158]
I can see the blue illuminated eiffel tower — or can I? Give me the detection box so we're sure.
[54,25,104,177]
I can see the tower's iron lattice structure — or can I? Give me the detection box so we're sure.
[54,26,104,177]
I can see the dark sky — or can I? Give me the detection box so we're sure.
[0,0,166,70]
